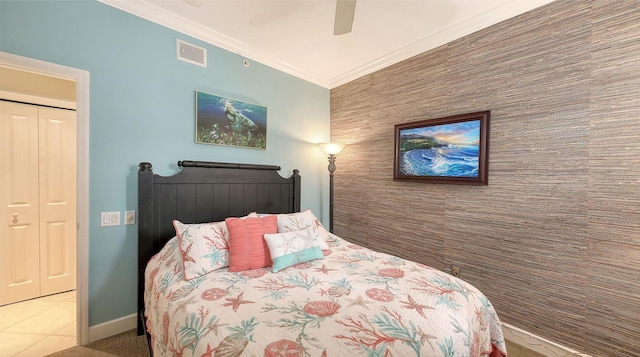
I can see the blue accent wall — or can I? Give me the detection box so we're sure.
[1,1,330,326]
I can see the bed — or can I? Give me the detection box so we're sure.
[138,160,507,357]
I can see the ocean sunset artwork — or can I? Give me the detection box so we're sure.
[399,120,481,178]
[394,111,490,185]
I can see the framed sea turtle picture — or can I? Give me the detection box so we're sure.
[394,111,490,185]
[195,91,267,149]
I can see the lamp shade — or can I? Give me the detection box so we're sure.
[318,142,345,155]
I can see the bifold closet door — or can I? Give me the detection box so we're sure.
[0,101,76,306]
[38,106,76,297]
[0,101,41,305]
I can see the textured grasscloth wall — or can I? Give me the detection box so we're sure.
[330,1,639,356]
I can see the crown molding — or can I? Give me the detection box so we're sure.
[97,0,331,88]
[330,0,557,88]
[99,0,555,90]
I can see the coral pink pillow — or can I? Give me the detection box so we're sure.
[225,215,277,272]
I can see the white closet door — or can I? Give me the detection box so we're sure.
[38,106,76,296]
[0,102,77,306]
[0,101,41,305]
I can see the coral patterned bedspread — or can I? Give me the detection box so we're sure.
[145,236,507,357]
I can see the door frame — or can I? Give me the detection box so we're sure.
[0,51,90,345]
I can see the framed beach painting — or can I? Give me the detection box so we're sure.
[394,111,490,185]
[195,91,267,149]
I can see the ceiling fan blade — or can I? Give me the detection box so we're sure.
[334,0,356,35]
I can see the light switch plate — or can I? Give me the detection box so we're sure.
[125,210,136,225]
[101,211,120,227]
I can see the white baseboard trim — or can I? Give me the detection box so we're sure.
[88,313,137,343]
[502,322,592,357]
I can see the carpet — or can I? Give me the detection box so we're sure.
[505,339,548,357]
[45,329,149,357]
[46,330,545,357]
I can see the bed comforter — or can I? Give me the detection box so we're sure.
[145,236,507,357]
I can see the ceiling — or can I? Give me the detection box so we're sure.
[99,0,555,89]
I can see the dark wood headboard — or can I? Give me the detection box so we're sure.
[137,160,301,335]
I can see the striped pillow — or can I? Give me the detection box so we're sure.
[226,215,277,272]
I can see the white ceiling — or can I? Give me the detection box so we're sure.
[100,0,555,89]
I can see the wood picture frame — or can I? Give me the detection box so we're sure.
[394,111,490,185]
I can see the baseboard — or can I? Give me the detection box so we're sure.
[88,313,137,343]
[502,322,592,357]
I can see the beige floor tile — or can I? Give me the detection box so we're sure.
[0,300,59,331]
[12,335,76,357]
[40,291,76,303]
[0,291,76,356]
[4,301,76,335]
[0,332,47,357]
[63,294,76,303]
[53,321,76,336]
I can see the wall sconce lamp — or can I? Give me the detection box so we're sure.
[318,142,346,233]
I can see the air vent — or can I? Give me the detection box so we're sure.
[177,39,206,67]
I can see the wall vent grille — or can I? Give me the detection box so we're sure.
[177,39,206,67]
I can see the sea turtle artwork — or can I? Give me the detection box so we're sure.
[196,91,267,149]
[224,100,258,134]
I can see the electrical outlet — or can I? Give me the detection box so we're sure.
[125,210,136,225]
[101,211,121,227]
[451,264,461,278]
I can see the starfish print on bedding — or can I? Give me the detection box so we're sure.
[174,295,197,314]
[346,295,373,308]
[416,326,438,351]
[314,264,336,275]
[300,230,317,249]
[292,250,306,264]
[276,232,299,252]
[181,243,195,264]
[223,292,255,312]
[400,295,434,318]
[475,306,483,320]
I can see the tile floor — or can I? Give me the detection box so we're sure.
[0,291,76,357]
